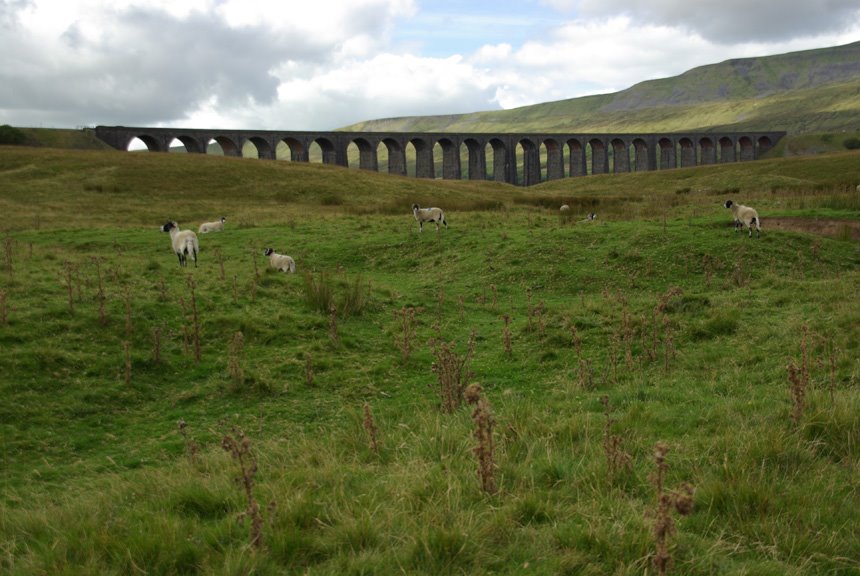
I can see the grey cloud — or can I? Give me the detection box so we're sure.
[0,5,353,127]
[578,0,860,44]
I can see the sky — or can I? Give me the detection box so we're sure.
[1,0,859,131]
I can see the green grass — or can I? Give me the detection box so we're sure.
[1,146,860,575]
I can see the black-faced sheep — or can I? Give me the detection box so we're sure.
[724,200,761,238]
[412,204,448,232]
[161,221,199,267]
[264,248,296,273]
[199,217,226,233]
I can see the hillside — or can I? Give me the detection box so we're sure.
[344,41,860,135]
[1,146,860,574]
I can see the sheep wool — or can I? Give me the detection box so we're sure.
[199,216,226,233]
[412,203,448,232]
[161,221,199,267]
[264,248,296,273]
[559,204,570,212]
[724,200,761,238]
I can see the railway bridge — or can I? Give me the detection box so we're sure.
[94,125,785,187]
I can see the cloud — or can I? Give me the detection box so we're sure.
[571,0,860,44]
[0,0,858,130]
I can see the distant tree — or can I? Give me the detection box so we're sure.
[0,125,26,145]
[844,137,860,150]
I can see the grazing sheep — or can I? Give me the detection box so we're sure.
[199,216,226,233]
[161,221,199,267]
[412,203,448,232]
[264,248,296,273]
[560,204,570,212]
[724,200,761,237]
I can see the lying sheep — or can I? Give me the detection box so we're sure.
[161,221,199,267]
[724,200,761,237]
[412,203,448,232]
[264,248,296,273]
[199,216,226,233]
[582,212,597,222]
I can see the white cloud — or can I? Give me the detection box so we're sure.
[0,0,859,129]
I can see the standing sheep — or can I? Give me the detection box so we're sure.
[412,203,448,232]
[724,200,761,238]
[264,248,296,273]
[161,221,199,267]
[199,216,226,233]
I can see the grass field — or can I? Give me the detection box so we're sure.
[1,145,860,575]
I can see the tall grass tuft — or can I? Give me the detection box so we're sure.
[465,383,496,494]
[431,330,476,413]
[221,427,265,550]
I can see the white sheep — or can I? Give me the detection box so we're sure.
[198,216,226,233]
[582,212,597,222]
[560,204,570,212]
[264,248,296,273]
[724,200,761,237]
[161,221,199,267]
[412,203,448,232]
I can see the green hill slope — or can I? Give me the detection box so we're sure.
[345,41,860,134]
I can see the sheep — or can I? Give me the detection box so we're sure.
[582,212,597,222]
[198,216,226,233]
[560,204,570,212]
[723,200,761,237]
[264,248,296,273]
[161,221,199,267]
[412,203,448,232]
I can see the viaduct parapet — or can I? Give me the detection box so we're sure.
[94,126,786,187]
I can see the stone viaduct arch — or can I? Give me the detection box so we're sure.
[95,126,785,187]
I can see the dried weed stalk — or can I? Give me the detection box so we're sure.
[151,326,163,364]
[430,330,476,413]
[328,304,339,342]
[222,428,265,550]
[92,256,108,326]
[0,289,7,325]
[3,236,13,280]
[394,306,418,362]
[122,340,132,385]
[304,355,314,387]
[228,331,245,386]
[650,443,694,576]
[787,324,810,425]
[465,383,496,494]
[177,419,199,464]
[186,275,202,362]
[502,314,513,357]
[362,402,381,455]
[600,396,631,479]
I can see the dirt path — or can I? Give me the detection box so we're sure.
[764,217,860,241]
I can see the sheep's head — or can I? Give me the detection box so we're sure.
[724,200,734,209]
[263,248,274,256]
[412,203,419,211]
[161,221,177,233]
[220,216,226,223]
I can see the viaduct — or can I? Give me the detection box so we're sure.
[94,126,786,187]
